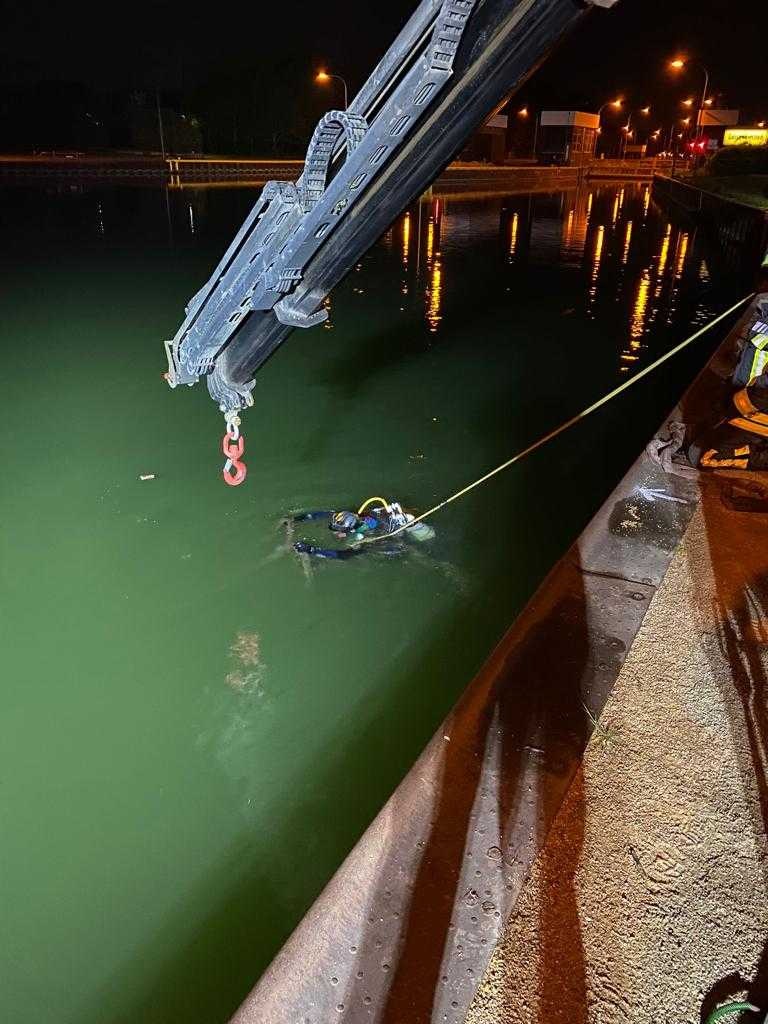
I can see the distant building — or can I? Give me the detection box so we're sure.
[460,112,509,163]
[536,111,599,166]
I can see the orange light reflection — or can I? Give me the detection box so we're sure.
[509,211,519,259]
[622,220,633,264]
[630,269,651,344]
[427,258,442,332]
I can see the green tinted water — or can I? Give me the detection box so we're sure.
[0,181,738,1023]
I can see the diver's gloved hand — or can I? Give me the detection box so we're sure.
[294,541,315,555]
[293,510,332,523]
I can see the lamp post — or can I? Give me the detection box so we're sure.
[670,57,711,139]
[637,105,650,148]
[315,70,348,110]
[619,107,649,159]
[597,98,623,118]
[620,119,632,159]
[516,106,537,158]
[155,88,166,161]
[681,116,692,150]
[595,98,622,155]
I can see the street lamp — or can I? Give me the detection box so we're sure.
[619,106,649,157]
[669,56,711,132]
[517,106,529,118]
[595,98,622,156]
[315,69,348,110]
[597,98,623,116]
[680,116,691,147]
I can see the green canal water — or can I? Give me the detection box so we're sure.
[0,180,740,1023]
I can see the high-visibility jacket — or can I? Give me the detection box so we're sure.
[699,441,751,469]
[729,386,768,439]
[733,332,768,387]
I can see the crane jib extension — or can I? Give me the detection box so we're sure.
[164,0,618,436]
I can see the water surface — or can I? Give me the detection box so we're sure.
[0,179,740,1023]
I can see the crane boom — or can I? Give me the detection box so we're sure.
[164,0,617,416]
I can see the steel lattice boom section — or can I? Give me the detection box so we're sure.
[164,0,617,415]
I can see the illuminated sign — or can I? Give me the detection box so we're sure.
[724,128,768,147]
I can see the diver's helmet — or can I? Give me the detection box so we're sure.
[330,510,360,535]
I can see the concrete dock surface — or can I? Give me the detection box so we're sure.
[466,490,768,1023]
[466,297,768,1024]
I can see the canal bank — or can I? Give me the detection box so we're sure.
[0,154,663,190]
[653,174,768,279]
[230,293,765,1024]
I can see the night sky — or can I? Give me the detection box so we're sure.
[1,0,765,150]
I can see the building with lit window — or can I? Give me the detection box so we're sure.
[536,110,600,166]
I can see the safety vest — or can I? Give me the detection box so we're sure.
[729,386,768,438]
[700,443,750,469]
[748,334,768,383]
[733,332,768,387]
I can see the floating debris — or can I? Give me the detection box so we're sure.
[225,671,249,692]
[230,631,261,668]
[224,669,265,697]
[224,632,266,695]
[139,474,156,481]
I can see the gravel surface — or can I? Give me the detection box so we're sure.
[466,497,768,1023]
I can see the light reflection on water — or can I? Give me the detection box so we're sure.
[379,183,724,377]
[621,220,633,265]
[508,210,519,261]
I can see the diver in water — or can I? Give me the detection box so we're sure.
[290,498,434,560]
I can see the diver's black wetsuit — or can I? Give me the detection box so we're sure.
[294,541,384,560]
[291,508,407,560]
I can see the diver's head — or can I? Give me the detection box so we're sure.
[330,510,360,536]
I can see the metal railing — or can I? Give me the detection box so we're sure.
[587,157,674,178]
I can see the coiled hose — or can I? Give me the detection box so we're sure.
[705,1002,762,1023]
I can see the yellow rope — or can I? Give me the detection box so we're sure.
[377,293,756,543]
